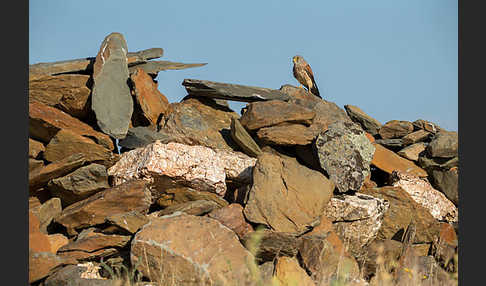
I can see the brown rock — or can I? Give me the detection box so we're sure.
[105,211,150,234]
[48,163,110,207]
[130,67,170,127]
[402,129,431,145]
[378,120,414,139]
[397,142,427,161]
[29,158,44,172]
[55,180,152,235]
[344,104,382,135]
[413,119,442,133]
[244,153,334,234]
[131,213,256,285]
[360,186,441,243]
[156,186,228,208]
[30,197,62,234]
[230,117,262,157]
[29,138,45,158]
[58,232,131,261]
[155,200,220,216]
[427,131,458,158]
[47,234,69,253]
[29,74,92,119]
[44,129,118,167]
[159,97,240,151]
[431,222,458,272]
[29,250,76,284]
[241,229,301,262]
[29,211,52,253]
[371,143,428,177]
[29,153,86,192]
[256,122,315,146]
[274,256,316,286]
[429,167,459,206]
[207,203,254,239]
[240,100,315,131]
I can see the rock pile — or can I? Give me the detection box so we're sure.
[29,32,458,285]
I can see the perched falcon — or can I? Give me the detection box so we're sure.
[292,55,321,98]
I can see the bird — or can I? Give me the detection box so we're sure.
[292,55,321,98]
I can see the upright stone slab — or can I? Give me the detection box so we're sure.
[91,32,133,139]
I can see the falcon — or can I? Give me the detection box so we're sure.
[292,55,321,98]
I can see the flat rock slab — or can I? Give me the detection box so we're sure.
[239,100,315,131]
[91,32,133,139]
[243,152,334,234]
[207,203,254,239]
[131,213,256,285]
[402,129,431,145]
[29,251,76,284]
[378,120,414,139]
[30,197,62,234]
[413,119,442,134]
[323,193,389,257]
[48,163,110,207]
[129,60,207,76]
[182,78,291,102]
[43,264,114,286]
[29,74,92,120]
[241,229,301,262]
[130,67,170,126]
[344,104,382,135]
[158,97,240,151]
[105,211,150,234]
[29,101,114,150]
[371,143,428,177]
[29,138,45,159]
[55,180,151,235]
[391,171,458,223]
[155,199,220,216]
[397,142,427,161]
[58,233,131,261]
[118,126,173,150]
[427,131,458,158]
[108,141,256,197]
[315,121,375,193]
[256,123,315,146]
[230,117,262,157]
[360,186,442,244]
[156,186,229,208]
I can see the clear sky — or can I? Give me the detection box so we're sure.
[29,0,457,131]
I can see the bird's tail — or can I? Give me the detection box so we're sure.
[311,83,321,98]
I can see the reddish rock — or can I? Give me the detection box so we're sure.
[274,256,316,286]
[29,101,114,150]
[29,158,44,173]
[30,197,62,234]
[29,211,52,253]
[29,74,92,119]
[130,67,171,127]
[55,180,152,235]
[155,199,220,216]
[207,203,254,239]
[29,250,76,284]
[58,232,131,260]
[402,129,431,145]
[413,119,442,133]
[397,142,427,161]
[371,143,428,177]
[378,120,414,139]
[29,138,45,159]
[43,129,118,167]
[105,211,150,234]
[47,234,69,253]
[240,100,315,131]
[256,123,315,146]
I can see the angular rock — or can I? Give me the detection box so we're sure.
[159,97,240,151]
[29,211,52,253]
[241,229,301,262]
[130,67,171,127]
[239,100,315,131]
[131,213,256,285]
[402,129,431,145]
[315,121,375,193]
[29,153,86,192]
[378,120,414,139]
[91,32,133,139]
[43,129,118,167]
[217,149,257,185]
[29,138,45,159]
[391,171,458,223]
[30,197,62,234]
[182,78,291,102]
[244,152,333,234]
[230,117,262,157]
[360,186,442,243]
[108,141,255,197]
[129,60,207,76]
[344,104,382,135]
[374,138,404,151]
[207,203,254,239]
[105,211,150,234]
[322,193,389,257]
[274,256,316,286]
[397,142,427,161]
[256,123,315,146]
[418,155,458,170]
[429,167,459,206]
[431,222,458,272]
[118,126,173,150]
[48,163,110,207]
[413,119,442,134]
[29,158,44,172]
[156,186,229,208]
[43,264,114,286]
[155,200,220,216]
[29,101,114,150]
[58,232,131,261]
[29,250,76,284]
[427,131,458,158]
[55,180,152,234]
[47,234,69,254]
[29,74,92,120]
[371,143,428,178]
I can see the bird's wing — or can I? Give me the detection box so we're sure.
[304,62,321,98]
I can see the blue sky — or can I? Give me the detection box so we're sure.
[29,0,457,131]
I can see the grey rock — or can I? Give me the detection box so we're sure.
[315,121,375,193]
[91,32,133,139]
[418,155,458,170]
[128,60,206,76]
[230,117,262,157]
[344,104,382,135]
[241,229,301,262]
[48,163,110,207]
[427,131,458,158]
[374,138,404,150]
[155,200,220,216]
[44,265,114,286]
[429,168,459,206]
[118,126,173,150]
